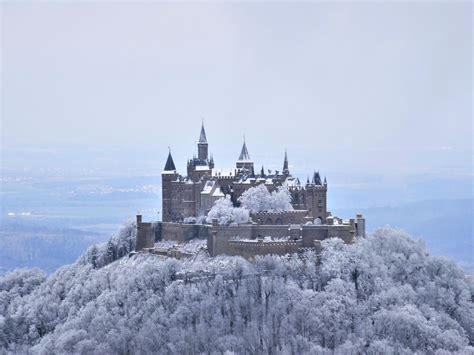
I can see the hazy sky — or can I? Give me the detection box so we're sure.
[1,2,472,176]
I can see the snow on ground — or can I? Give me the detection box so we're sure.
[154,239,207,254]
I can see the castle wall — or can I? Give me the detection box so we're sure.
[208,221,359,257]
[137,216,364,257]
[135,215,159,250]
[159,222,210,243]
[250,225,290,239]
[208,224,253,256]
[251,210,308,225]
[300,224,355,247]
[226,240,302,259]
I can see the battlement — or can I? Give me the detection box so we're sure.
[229,239,300,247]
[251,209,308,216]
[135,207,365,260]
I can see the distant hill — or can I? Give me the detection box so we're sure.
[0,224,108,274]
[333,198,474,271]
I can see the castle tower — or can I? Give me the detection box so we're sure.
[162,150,178,222]
[282,150,289,176]
[197,123,208,160]
[209,154,214,169]
[236,139,254,171]
[304,171,327,222]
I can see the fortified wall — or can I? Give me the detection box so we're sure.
[135,213,365,259]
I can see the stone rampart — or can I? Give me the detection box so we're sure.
[226,239,302,259]
[136,214,364,257]
[251,210,308,225]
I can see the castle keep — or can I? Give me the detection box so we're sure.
[162,123,328,223]
[136,124,365,258]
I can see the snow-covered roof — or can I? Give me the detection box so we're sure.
[212,168,236,177]
[201,180,215,194]
[212,187,224,197]
[285,177,301,187]
[195,165,210,171]
[265,178,274,185]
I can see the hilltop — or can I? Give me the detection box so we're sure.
[0,226,472,354]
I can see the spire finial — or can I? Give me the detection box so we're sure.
[199,123,207,144]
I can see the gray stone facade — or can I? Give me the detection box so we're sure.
[135,211,366,258]
[135,124,365,259]
[162,124,327,223]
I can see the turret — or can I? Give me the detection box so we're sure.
[197,122,208,160]
[282,150,289,176]
[162,149,179,222]
[163,149,176,172]
[303,170,327,222]
[312,171,322,185]
[236,138,254,171]
[209,154,214,169]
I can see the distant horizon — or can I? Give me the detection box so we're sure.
[2,2,472,180]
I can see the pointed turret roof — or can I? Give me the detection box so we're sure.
[238,140,251,161]
[312,171,322,185]
[198,122,207,144]
[164,150,176,171]
[283,150,289,173]
[260,165,265,177]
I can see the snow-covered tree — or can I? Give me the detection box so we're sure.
[238,184,272,213]
[270,183,293,211]
[238,184,293,213]
[206,196,250,225]
[0,227,473,354]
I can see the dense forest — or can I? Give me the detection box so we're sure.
[0,226,473,354]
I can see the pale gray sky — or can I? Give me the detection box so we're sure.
[1,2,472,176]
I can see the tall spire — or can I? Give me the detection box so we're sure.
[261,165,265,177]
[164,148,176,171]
[238,139,251,161]
[198,121,207,144]
[283,149,289,175]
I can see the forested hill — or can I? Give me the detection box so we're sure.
[1,227,473,354]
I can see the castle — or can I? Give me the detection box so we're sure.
[162,123,327,223]
[136,124,365,258]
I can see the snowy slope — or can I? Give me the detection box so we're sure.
[0,226,473,354]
